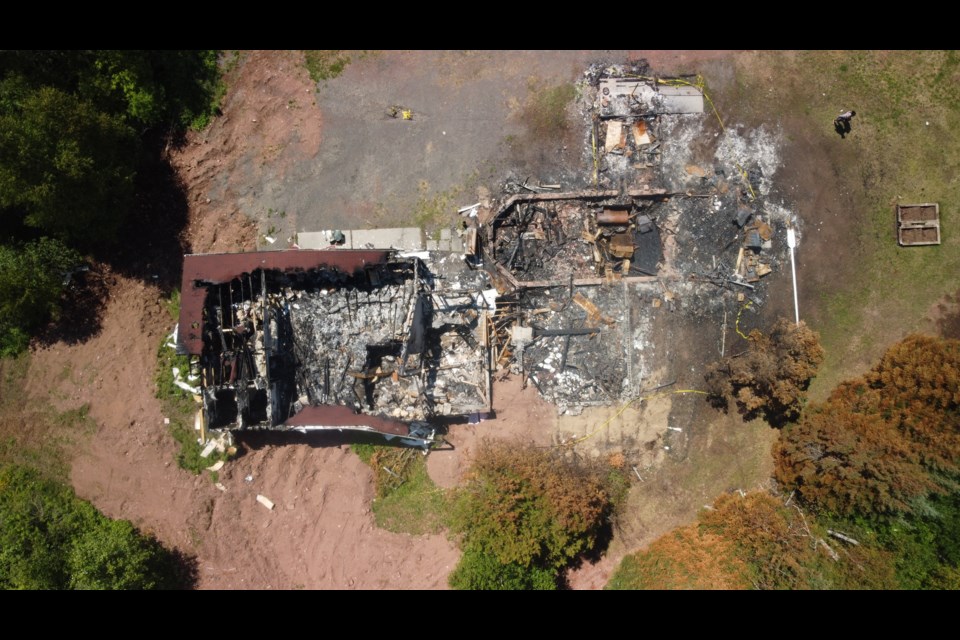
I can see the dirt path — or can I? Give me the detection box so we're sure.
[426,375,556,489]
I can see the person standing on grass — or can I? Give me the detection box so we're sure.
[834,110,856,137]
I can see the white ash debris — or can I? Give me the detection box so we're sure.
[714,124,783,197]
[658,115,706,188]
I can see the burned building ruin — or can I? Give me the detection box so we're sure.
[176,250,493,447]
[475,66,793,414]
[174,64,796,446]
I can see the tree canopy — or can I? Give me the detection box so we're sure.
[448,441,625,589]
[0,464,186,589]
[613,335,960,590]
[705,318,824,425]
[0,238,81,356]
[608,491,897,591]
[0,79,138,246]
[0,50,222,130]
[0,50,222,353]
[774,334,960,517]
[606,522,751,590]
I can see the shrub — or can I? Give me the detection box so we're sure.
[448,549,556,590]
[774,335,960,517]
[0,463,187,589]
[448,441,623,589]
[705,318,824,425]
[0,238,82,356]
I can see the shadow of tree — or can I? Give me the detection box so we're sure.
[99,130,192,294]
[34,131,193,348]
[934,290,960,339]
[235,426,444,454]
[34,264,111,347]
[164,545,200,590]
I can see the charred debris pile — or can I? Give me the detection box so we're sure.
[473,64,791,411]
[178,251,493,446]
[177,64,794,434]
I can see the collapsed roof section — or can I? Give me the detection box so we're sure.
[587,66,706,190]
[177,250,493,446]
[482,190,668,412]
[177,250,390,356]
[488,188,667,288]
[597,76,705,119]
[475,66,791,414]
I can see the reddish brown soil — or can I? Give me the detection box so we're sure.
[426,376,556,489]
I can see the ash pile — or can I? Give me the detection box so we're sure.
[192,252,494,437]
[657,112,794,318]
[483,188,668,414]
[490,199,596,282]
[287,256,492,422]
[580,63,706,189]
[286,265,426,420]
[477,61,795,415]
[510,285,630,412]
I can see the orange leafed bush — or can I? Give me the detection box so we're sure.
[775,334,960,517]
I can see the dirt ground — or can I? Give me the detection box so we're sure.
[21,50,860,590]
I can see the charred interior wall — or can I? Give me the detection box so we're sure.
[489,193,667,286]
[195,255,491,432]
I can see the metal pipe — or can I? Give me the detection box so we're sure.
[598,209,630,225]
[787,226,800,327]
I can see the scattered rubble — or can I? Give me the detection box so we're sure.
[478,65,793,414]
[176,60,796,442]
[177,250,494,447]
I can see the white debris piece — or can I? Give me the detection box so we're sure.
[256,494,275,510]
[172,366,200,395]
[199,440,218,458]
[206,460,225,472]
[397,251,430,260]
[164,324,179,349]
[175,379,200,395]
[475,288,498,311]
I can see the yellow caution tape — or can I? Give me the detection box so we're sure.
[735,162,757,201]
[735,301,753,339]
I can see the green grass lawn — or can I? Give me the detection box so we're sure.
[724,51,960,397]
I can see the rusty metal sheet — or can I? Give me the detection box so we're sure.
[177,249,391,355]
[282,404,410,436]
